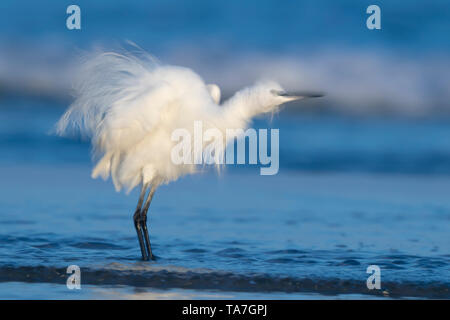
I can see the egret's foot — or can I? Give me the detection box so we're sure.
[133,210,148,261]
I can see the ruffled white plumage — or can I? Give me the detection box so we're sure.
[57,51,210,191]
[56,49,294,193]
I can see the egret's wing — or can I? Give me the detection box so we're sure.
[55,49,214,192]
[56,50,174,155]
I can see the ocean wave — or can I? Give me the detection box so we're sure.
[0,264,448,298]
[1,45,449,116]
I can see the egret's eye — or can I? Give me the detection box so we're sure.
[270,89,285,96]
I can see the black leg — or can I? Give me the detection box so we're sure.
[133,184,149,261]
[141,186,156,260]
[141,217,152,259]
[133,209,148,260]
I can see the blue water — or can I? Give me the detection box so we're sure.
[0,0,449,299]
[0,99,449,299]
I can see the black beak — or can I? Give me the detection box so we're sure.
[278,91,325,99]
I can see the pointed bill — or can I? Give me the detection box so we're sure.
[277,91,324,99]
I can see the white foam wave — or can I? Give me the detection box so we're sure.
[1,45,449,116]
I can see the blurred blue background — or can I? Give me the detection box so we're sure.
[0,0,450,172]
[0,0,449,299]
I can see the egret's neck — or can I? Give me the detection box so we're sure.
[221,87,269,127]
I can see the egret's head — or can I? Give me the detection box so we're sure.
[253,80,323,113]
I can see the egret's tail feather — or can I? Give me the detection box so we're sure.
[55,48,165,193]
[110,153,123,192]
[91,152,113,180]
[54,48,160,140]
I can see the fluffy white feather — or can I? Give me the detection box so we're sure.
[56,50,301,193]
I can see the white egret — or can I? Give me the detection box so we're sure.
[56,50,322,260]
